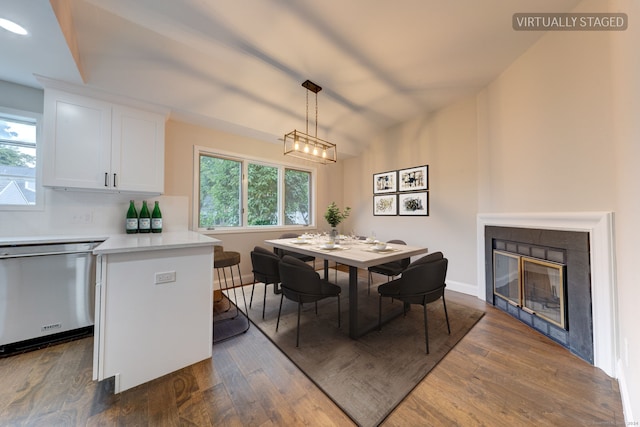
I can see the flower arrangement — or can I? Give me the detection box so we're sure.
[324,202,351,228]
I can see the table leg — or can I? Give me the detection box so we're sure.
[323,259,330,281]
[348,265,358,339]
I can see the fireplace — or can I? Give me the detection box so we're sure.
[477,212,616,377]
[494,250,566,329]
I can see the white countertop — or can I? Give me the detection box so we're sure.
[93,231,221,255]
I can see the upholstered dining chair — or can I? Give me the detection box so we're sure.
[367,239,411,294]
[377,251,450,354]
[274,233,316,269]
[250,246,282,319]
[277,255,341,347]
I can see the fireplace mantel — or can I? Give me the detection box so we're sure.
[476,212,616,377]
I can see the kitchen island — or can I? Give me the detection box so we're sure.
[92,231,220,393]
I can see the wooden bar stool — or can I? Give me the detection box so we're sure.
[213,246,250,343]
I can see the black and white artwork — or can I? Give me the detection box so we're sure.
[398,192,429,216]
[398,165,428,192]
[373,171,397,194]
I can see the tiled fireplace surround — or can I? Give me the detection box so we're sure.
[476,212,616,377]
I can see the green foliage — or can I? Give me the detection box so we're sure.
[0,145,35,167]
[199,156,241,227]
[284,169,310,225]
[247,163,278,225]
[324,202,351,227]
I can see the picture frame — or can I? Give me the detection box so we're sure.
[373,170,397,194]
[373,194,397,216]
[398,191,429,216]
[398,165,428,192]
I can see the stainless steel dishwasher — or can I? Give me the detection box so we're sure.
[0,241,100,356]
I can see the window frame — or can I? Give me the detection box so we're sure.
[192,145,317,234]
[0,107,43,211]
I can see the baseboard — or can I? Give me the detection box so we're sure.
[446,280,478,297]
[617,359,635,424]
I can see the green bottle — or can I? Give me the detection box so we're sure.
[139,200,151,233]
[126,200,138,234]
[151,201,162,233]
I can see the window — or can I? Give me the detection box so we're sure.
[194,147,314,231]
[0,110,40,209]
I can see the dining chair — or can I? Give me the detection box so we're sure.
[367,239,411,294]
[277,255,341,347]
[377,251,450,354]
[274,233,316,269]
[249,246,282,319]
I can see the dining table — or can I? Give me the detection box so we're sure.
[264,236,429,339]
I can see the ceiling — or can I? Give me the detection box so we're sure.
[0,0,582,158]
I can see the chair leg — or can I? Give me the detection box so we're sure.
[368,271,372,295]
[424,303,429,354]
[296,301,302,347]
[262,282,267,319]
[249,279,256,308]
[378,295,382,331]
[315,301,318,315]
[337,295,341,328]
[442,295,451,334]
[276,294,284,332]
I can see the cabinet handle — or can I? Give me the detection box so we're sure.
[104,173,109,187]
[113,173,117,188]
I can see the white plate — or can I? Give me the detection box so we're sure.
[371,247,393,252]
[320,244,341,250]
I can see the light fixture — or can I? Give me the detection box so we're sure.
[0,18,28,35]
[284,80,337,164]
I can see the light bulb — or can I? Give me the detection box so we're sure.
[304,144,309,153]
[294,141,299,150]
[322,149,327,158]
[313,146,318,156]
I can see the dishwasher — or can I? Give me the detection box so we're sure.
[0,241,100,356]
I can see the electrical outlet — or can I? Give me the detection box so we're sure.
[71,211,93,224]
[155,271,176,284]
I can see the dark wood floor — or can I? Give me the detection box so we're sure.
[0,283,624,426]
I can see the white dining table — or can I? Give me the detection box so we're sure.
[264,237,428,339]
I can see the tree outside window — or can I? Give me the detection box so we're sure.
[196,149,313,230]
[0,115,37,207]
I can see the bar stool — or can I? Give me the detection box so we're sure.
[213,246,250,343]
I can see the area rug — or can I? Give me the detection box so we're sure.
[237,270,485,427]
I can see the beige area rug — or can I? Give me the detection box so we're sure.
[235,270,485,427]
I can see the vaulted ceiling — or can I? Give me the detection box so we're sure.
[1,0,581,157]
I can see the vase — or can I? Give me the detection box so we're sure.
[330,227,339,240]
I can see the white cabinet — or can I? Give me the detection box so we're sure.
[92,233,217,393]
[43,89,165,193]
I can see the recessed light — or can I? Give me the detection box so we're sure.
[0,18,28,35]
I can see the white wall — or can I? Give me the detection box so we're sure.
[610,0,640,421]
[343,96,479,294]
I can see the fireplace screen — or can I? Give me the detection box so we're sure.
[493,251,521,305]
[522,258,565,328]
[493,250,567,330]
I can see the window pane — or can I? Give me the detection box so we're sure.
[284,168,311,225]
[199,155,241,227]
[0,117,37,206]
[247,163,278,226]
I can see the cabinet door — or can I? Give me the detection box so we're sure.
[111,106,165,193]
[43,90,112,189]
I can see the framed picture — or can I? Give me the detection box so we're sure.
[398,192,429,216]
[373,171,397,194]
[398,165,428,192]
[373,194,397,216]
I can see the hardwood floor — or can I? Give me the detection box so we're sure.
[0,286,624,426]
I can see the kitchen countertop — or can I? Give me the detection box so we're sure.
[92,231,221,255]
